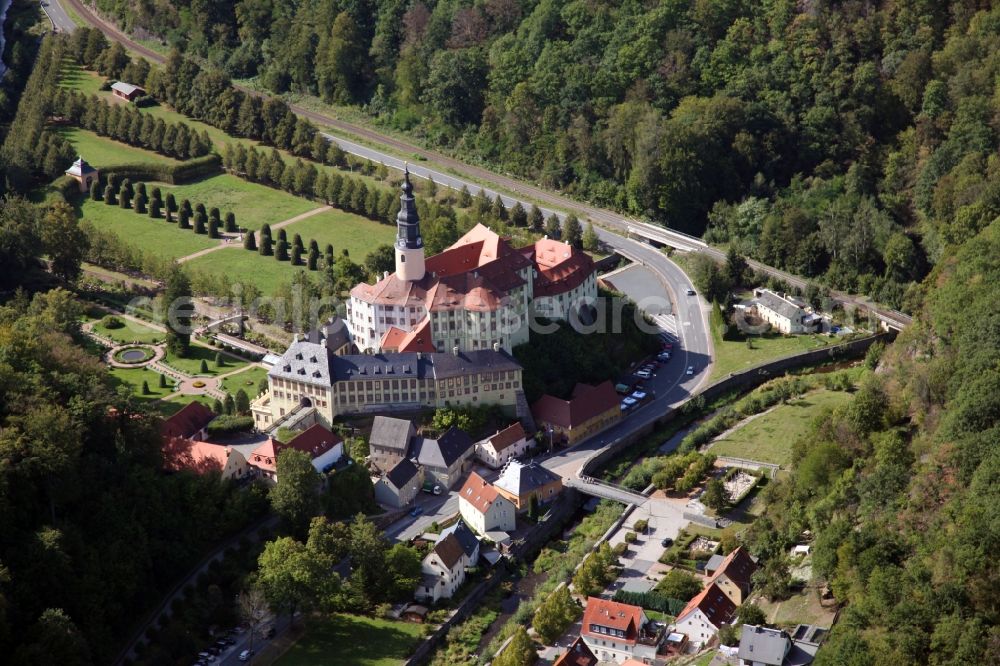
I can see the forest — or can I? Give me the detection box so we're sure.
[87,0,1000,308]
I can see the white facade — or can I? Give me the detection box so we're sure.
[673,608,722,648]
[459,491,516,537]
[532,272,598,320]
[475,434,530,469]
[309,442,344,473]
[580,637,658,664]
[415,550,468,603]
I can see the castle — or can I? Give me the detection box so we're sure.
[346,168,597,354]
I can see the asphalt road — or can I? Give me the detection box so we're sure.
[40,0,76,32]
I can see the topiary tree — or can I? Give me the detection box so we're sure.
[195,202,207,218]
[119,187,132,209]
[244,232,257,251]
[212,397,223,413]
[223,393,235,415]
[208,217,220,238]
[260,235,273,256]
[104,184,116,205]
[178,208,191,229]
[292,233,303,252]
[165,192,177,214]
[307,249,318,270]
[158,373,168,389]
[134,192,147,214]
[209,207,221,223]
[136,182,147,198]
[199,359,209,373]
[121,178,134,199]
[181,198,192,217]
[291,244,302,265]
[235,389,250,414]
[151,186,162,201]
[275,240,289,261]
[215,352,224,367]
[224,211,236,233]
[193,212,207,234]
[277,228,287,243]
[149,198,161,218]
[90,179,102,201]
[325,243,334,265]
[141,380,150,395]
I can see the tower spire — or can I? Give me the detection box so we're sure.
[394,162,425,281]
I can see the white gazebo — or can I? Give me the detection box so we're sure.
[65,156,99,193]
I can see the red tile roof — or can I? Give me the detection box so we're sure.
[521,238,595,297]
[531,381,620,430]
[250,425,343,472]
[163,439,233,475]
[160,401,214,440]
[676,582,737,629]
[459,471,505,514]
[249,438,279,472]
[397,317,436,353]
[708,546,758,593]
[553,636,598,666]
[483,422,527,453]
[582,597,644,645]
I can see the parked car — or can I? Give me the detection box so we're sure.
[410,505,423,517]
[662,341,673,350]
[657,353,671,363]
[636,368,652,379]
[631,390,647,401]
[432,485,442,495]
[239,650,254,662]
[661,537,674,547]
[615,382,632,394]
[686,366,695,376]
[686,288,696,296]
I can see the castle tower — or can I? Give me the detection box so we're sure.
[395,165,425,281]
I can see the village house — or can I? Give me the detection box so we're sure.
[161,401,214,442]
[248,424,344,482]
[415,532,469,603]
[458,472,516,536]
[438,519,480,567]
[163,440,250,481]
[581,597,666,664]
[705,546,758,605]
[531,381,621,446]
[111,81,145,102]
[493,459,563,512]
[475,421,531,468]
[413,426,475,489]
[737,624,818,666]
[752,289,820,335]
[553,636,599,666]
[373,457,422,509]
[671,582,737,648]
[368,415,416,473]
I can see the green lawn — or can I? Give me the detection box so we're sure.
[184,247,318,295]
[708,389,854,466]
[59,61,107,96]
[91,317,164,344]
[78,196,217,260]
[283,208,396,261]
[220,365,268,397]
[57,126,182,168]
[158,174,319,231]
[710,331,833,381]
[161,345,249,377]
[276,614,422,666]
[108,366,177,400]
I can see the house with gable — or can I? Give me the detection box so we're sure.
[369,415,416,473]
[374,457,422,508]
[553,636,598,666]
[414,426,475,489]
[248,424,344,482]
[706,546,758,605]
[458,472,516,536]
[581,596,666,664]
[415,532,469,603]
[475,421,531,468]
[671,582,738,648]
[439,519,480,567]
[163,440,250,481]
[737,624,818,666]
[160,401,214,443]
[531,381,621,446]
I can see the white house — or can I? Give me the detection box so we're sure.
[672,583,737,648]
[458,472,516,536]
[752,289,818,334]
[475,421,531,468]
[415,532,468,603]
[581,596,666,664]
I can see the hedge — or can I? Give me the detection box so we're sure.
[612,590,686,616]
[205,415,254,437]
[101,154,222,185]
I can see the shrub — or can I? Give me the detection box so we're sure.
[633,519,648,532]
[624,531,637,543]
[102,315,125,329]
[205,415,254,437]
[199,359,209,373]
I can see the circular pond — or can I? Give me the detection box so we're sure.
[120,349,148,363]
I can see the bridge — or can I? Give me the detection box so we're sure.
[626,221,912,332]
[564,476,649,506]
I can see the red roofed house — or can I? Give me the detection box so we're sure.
[553,636,598,666]
[248,424,344,482]
[161,401,214,441]
[707,546,759,605]
[672,582,738,648]
[532,381,621,446]
[458,471,516,536]
[347,170,596,355]
[475,421,531,468]
[581,596,666,664]
[163,440,250,481]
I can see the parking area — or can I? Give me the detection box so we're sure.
[604,498,692,595]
